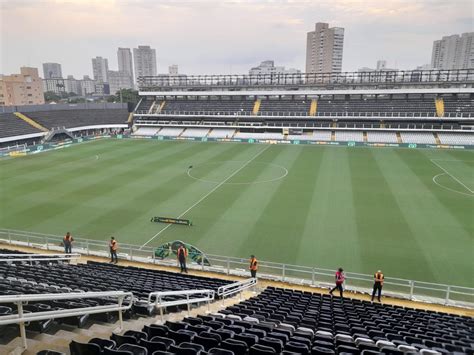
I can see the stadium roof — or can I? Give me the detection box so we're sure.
[139,87,474,97]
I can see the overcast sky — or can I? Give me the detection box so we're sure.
[1,0,473,78]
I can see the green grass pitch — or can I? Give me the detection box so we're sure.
[1,139,473,287]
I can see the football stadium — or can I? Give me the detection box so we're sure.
[1,2,474,352]
[0,68,473,354]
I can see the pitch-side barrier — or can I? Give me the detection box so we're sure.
[0,228,472,309]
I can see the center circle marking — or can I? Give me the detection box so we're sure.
[187,160,288,185]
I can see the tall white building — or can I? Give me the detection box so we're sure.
[42,63,63,79]
[118,48,134,79]
[431,32,474,69]
[81,75,96,96]
[64,75,82,95]
[306,22,344,73]
[43,78,66,94]
[108,70,134,95]
[92,56,109,83]
[133,45,157,81]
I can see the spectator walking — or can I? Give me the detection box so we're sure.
[177,244,188,273]
[372,270,384,302]
[109,237,118,264]
[329,267,345,297]
[249,255,258,278]
[63,232,73,254]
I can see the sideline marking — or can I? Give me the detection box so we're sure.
[432,173,474,197]
[187,160,288,185]
[140,144,271,249]
[430,159,473,194]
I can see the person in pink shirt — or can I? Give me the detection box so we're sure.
[329,267,345,297]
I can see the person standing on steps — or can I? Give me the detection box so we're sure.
[329,267,345,297]
[249,255,258,278]
[109,237,118,264]
[63,232,74,254]
[372,270,384,302]
[177,244,188,273]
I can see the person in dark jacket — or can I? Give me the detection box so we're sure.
[177,244,188,273]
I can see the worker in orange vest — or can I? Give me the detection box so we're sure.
[177,244,188,273]
[249,255,258,278]
[109,237,118,264]
[372,270,384,302]
[63,232,74,254]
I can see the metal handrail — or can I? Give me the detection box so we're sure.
[0,291,133,351]
[217,278,257,303]
[0,228,473,308]
[0,253,81,263]
[147,289,215,321]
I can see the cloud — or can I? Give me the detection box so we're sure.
[1,0,472,77]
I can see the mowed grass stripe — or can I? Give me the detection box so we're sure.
[2,142,235,235]
[349,148,437,282]
[40,142,249,239]
[149,144,277,248]
[167,144,297,255]
[390,149,473,285]
[1,141,197,226]
[72,142,251,241]
[2,140,166,195]
[1,140,472,286]
[233,146,325,265]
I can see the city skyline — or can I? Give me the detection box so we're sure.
[2,0,472,78]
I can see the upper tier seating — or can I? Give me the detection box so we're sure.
[366,131,398,143]
[137,96,474,117]
[400,132,436,144]
[259,99,311,115]
[66,286,474,355]
[25,109,129,129]
[443,97,473,115]
[137,99,156,113]
[0,113,42,138]
[162,99,255,115]
[317,98,438,116]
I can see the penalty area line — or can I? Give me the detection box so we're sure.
[430,159,473,194]
[139,144,271,249]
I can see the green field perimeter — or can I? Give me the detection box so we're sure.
[1,139,473,287]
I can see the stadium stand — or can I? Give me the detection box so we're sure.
[60,286,474,355]
[207,129,236,138]
[259,99,311,115]
[334,131,364,142]
[159,127,185,136]
[24,109,129,129]
[400,132,437,144]
[181,128,211,138]
[234,132,284,140]
[437,133,473,145]
[0,260,229,302]
[0,113,42,138]
[137,95,473,118]
[161,98,255,115]
[366,131,399,143]
[133,127,161,136]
